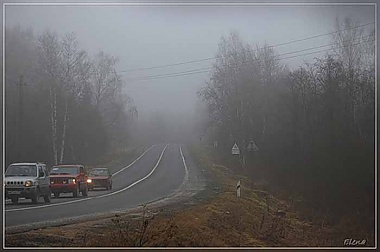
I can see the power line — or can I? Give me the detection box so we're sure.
[125,38,374,82]
[125,66,212,80]
[279,34,372,57]
[118,57,215,73]
[118,21,374,73]
[127,39,374,82]
[279,39,374,60]
[272,21,373,48]
[126,69,211,82]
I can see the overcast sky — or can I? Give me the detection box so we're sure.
[5,3,375,119]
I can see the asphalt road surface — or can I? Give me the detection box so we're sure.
[5,144,202,228]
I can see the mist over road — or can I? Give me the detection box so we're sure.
[5,144,202,228]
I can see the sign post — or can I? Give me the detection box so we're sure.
[213,141,218,148]
[237,180,242,246]
[232,143,243,170]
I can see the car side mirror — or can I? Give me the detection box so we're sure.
[39,172,45,177]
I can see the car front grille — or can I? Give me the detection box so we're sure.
[6,181,24,185]
[50,177,70,184]
[92,179,106,186]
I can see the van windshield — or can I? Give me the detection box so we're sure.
[5,165,37,177]
[50,167,78,175]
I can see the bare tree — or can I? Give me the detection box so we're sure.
[199,31,281,166]
[5,26,136,167]
[59,32,91,163]
[37,31,62,165]
[92,52,121,109]
[332,17,375,143]
[38,31,91,164]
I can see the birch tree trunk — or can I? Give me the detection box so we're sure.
[59,97,69,164]
[50,86,58,165]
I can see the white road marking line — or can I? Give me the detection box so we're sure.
[112,145,155,176]
[95,144,168,199]
[179,146,189,182]
[5,145,159,213]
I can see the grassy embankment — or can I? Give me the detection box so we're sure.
[6,145,366,247]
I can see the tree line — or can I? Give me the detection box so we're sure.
[5,26,137,167]
[198,18,375,225]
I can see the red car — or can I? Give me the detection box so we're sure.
[87,168,112,190]
[49,165,88,198]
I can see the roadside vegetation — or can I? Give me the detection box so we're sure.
[4,26,138,168]
[196,17,375,241]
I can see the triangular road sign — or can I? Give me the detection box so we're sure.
[231,143,240,155]
[247,139,259,152]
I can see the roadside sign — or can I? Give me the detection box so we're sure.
[237,180,241,197]
[231,143,240,155]
[247,139,259,152]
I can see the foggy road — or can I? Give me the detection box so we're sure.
[5,144,201,228]
[3,4,375,248]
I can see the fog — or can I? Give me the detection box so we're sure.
[3,3,376,246]
[5,3,374,120]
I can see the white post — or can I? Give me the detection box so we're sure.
[237,180,242,246]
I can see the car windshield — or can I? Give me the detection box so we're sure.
[50,167,79,175]
[5,165,37,177]
[89,169,108,176]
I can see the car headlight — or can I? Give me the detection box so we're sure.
[68,178,76,184]
[25,180,33,187]
[87,179,92,183]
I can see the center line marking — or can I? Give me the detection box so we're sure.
[112,145,155,176]
[95,144,168,199]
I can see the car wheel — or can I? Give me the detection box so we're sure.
[73,186,79,197]
[44,190,51,203]
[31,192,40,204]
[54,192,60,198]
[11,197,19,204]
